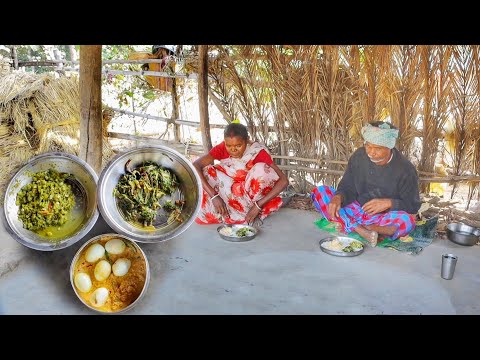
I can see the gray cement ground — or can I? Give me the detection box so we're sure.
[1,207,479,314]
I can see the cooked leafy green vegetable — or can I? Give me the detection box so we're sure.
[236,227,251,237]
[113,161,180,226]
[163,200,176,212]
[350,241,363,249]
[16,169,76,231]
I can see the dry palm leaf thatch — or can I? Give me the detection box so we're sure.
[357,45,392,125]
[315,46,357,170]
[280,45,355,187]
[207,46,240,122]
[447,45,477,198]
[465,45,480,207]
[383,45,423,156]
[209,45,273,145]
[262,45,326,191]
[417,45,453,192]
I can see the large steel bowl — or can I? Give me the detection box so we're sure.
[446,222,480,246]
[97,146,202,243]
[3,152,99,251]
[70,233,150,314]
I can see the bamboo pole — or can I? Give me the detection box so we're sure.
[108,132,204,155]
[277,165,480,183]
[198,45,212,151]
[107,107,226,129]
[208,87,233,123]
[79,45,103,174]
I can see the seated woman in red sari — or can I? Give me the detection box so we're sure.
[194,123,289,225]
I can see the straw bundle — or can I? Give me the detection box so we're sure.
[0,71,114,195]
[0,58,10,75]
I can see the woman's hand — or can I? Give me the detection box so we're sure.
[212,197,229,217]
[245,204,261,225]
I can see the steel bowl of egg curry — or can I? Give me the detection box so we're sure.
[70,233,150,314]
[3,152,98,251]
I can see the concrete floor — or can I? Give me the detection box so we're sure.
[1,207,479,314]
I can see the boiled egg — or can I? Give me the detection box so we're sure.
[85,243,105,263]
[89,287,109,307]
[105,238,126,255]
[112,258,131,277]
[74,272,92,293]
[94,260,111,281]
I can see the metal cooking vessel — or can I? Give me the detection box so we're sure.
[3,152,99,251]
[446,222,480,246]
[97,146,202,243]
[70,233,150,314]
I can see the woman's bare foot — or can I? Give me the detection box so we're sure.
[354,226,379,247]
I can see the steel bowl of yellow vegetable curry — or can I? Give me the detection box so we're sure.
[3,152,99,251]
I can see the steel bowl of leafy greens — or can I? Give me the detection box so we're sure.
[97,146,202,243]
[3,152,99,251]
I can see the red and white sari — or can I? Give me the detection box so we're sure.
[195,142,283,224]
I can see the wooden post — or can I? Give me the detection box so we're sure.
[171,79,181,141]
[79,45,103,174]
[171,45,182,142]
[10,46,18,70]
[198,45,212,151]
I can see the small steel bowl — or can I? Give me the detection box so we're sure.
[217,224,258,242]
[3,152,99,251]
[446,222,480,246]
[70,233,150,314]
[97,146,202,243]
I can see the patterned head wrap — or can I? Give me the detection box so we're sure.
[361,123,399,149]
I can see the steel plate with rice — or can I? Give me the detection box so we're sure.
[217,224,258,242]
[319,236,365,257]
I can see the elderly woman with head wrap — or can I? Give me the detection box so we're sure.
[311,121,421,246]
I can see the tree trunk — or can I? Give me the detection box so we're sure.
[198,45,212,151]
[79,45,103,174]
[10,46,18,70]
